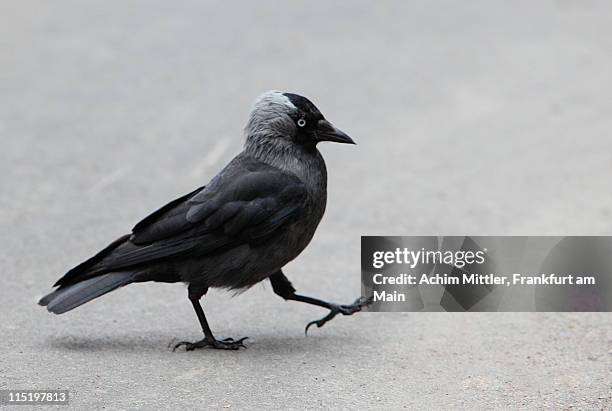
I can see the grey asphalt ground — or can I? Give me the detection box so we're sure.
[1,1,611,409]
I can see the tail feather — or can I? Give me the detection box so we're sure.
[39,272,135,314]
[38,288,63,306]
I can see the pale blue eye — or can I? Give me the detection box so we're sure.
[297,118,306,127]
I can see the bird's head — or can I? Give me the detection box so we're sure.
[244,91,355,151]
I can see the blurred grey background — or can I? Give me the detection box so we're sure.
[1,1,611,409]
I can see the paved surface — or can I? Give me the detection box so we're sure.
[1,1,611,409]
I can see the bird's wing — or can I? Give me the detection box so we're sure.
[130,184,206,240]
[54,187,205,287]
[79,157,307,275]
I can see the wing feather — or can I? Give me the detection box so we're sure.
[80,157,307,276]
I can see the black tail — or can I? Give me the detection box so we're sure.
[38,271,135,314]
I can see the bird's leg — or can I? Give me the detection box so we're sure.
[173,287,247,351]
[269,270,372,334]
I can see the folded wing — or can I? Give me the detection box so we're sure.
[56,157,307,287]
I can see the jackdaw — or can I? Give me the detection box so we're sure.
[39,91,370,350]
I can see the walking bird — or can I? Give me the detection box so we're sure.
[39,91,370,350]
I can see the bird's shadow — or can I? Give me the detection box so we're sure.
[48,333,174,353]
[46,331,352,356]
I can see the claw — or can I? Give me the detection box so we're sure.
[173,336,249,351]
[304,321,317,335]
[304,295,372,335]
[305,310,337,335]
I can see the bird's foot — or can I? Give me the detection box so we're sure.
[305,296,373,335]
[173,336,248,351]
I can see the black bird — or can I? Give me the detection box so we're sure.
[39,91,370,350]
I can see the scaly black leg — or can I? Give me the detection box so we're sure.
[173,286,247,351]
[269,270,372,334]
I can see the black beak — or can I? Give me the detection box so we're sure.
[316,119,356,145]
